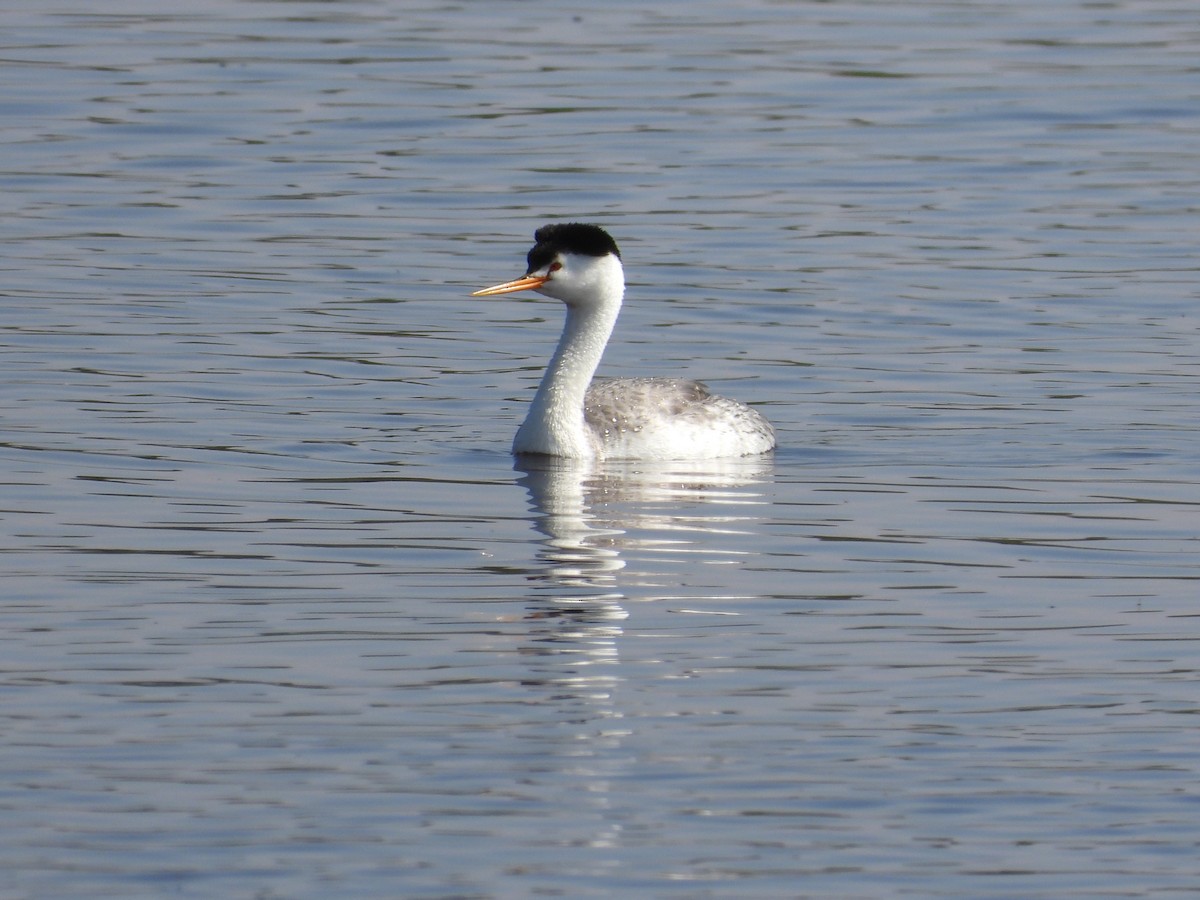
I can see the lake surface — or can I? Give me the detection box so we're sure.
[3,0,1199,896]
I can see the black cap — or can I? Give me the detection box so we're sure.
[527,223,621,274]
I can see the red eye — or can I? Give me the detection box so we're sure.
[549,261,562,273]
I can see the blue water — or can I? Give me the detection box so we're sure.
[3,1,1199,897]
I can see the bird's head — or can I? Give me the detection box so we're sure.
[473,223,624,308]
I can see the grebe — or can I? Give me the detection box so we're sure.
[473,223,775,460]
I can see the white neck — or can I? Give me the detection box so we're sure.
[513,256,624,457]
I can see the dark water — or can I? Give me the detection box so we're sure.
[3,1,1199,896]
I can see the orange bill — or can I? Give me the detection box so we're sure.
[471,274,548,296]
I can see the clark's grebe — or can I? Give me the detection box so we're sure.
[473,223,775,460]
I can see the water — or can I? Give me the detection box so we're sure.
[3,0,1199,896]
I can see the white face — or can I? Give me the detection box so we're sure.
[532,251,624,307]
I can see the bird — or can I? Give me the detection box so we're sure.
[472,223,775,460]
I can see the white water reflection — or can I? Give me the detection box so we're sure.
[518,453,774,591]
[514,455,775,689]
[511,455,782,875]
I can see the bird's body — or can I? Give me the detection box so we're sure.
[582,375,774,460]
[473,223,775,461]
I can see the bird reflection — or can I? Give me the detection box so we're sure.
[511,454,774,857]
[515,453,774,622]
[512,453,773,714]
[517,458,627,593]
